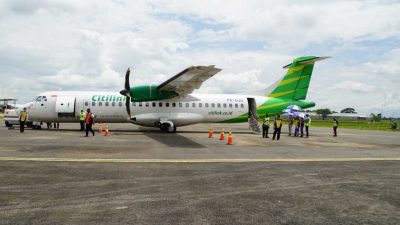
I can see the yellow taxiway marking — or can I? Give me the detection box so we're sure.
[0,157,399,163]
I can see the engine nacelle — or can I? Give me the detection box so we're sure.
[130,85,177,102]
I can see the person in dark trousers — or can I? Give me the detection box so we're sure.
[294,116,299,137]
[333,118,339,137]
[272,115,283,141]
[79,110,86,131]
[85,108,95,137]
[262,113,270,138]
[299,117,304,137]
[288,115,293,136]
[53,122,59,129]
[19,108,28,133]
[304,114,311,137]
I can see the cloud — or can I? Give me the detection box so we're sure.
[332,81,375,93]
[0,0,399,117]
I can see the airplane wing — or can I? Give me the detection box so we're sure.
[158,65,222,97]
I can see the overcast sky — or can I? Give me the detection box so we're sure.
[0,0,399,116]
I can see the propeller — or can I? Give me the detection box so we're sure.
[119,68,131,118]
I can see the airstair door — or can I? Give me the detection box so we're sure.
[247,98,261,133]
[55,96,76,117]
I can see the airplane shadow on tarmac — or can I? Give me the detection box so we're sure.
[141,132,205,148]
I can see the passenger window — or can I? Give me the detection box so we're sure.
[178,102,182,107]
[159,102,162,107]
[152,102,156,107]
[42,96,47,101]
[99,102,103,107]
[217,103,221,108]
[199,103,202,108]
[92,102,95,107]
[241,104,244,108]
[166,102,169,107]
[235,103,238,108]
[229,103,232,108]
[185,103,189,107]
[139,102,142,107]
[105,102,109,106]
[205,103,209,108]
[145,102,149,107]
[172,102,176,107]
[118,102,122,107]
[223,103,227,108]
[211,103,215,108]
[112,102,116,107]
[192,103,196,108]
[84,101,89,106]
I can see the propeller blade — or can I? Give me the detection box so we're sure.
[125,68,131,96]
[125,96,131,118]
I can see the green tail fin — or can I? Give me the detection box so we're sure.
[268,56,328,100]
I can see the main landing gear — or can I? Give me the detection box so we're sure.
[158,121,177,133]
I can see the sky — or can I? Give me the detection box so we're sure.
[0,0,399,117]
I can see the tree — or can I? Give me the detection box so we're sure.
[341,108,356,114]
[315,108,332,120]
[370,113,382,122]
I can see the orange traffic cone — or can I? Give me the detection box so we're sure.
[208,128,213,138]
[98,124,103,133]
[219,128,225,140]
[227,132,233,145]
[104,126,109,136]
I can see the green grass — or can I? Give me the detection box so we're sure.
[310,119,399,131]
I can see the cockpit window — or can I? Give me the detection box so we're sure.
[35,96,42,102]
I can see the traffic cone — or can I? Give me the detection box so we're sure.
[219,128,225,140]
[227,132,233,145]
[208,128,213,138]
[98,124,103,133]
[104,126,109,136]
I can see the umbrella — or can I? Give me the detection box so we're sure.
[287,105,303,111]
[282,109,295,115]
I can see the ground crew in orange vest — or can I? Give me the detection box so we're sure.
[85,108,95,137]
[272,115,283,141]
[19,108,28,133]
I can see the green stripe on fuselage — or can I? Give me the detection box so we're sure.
[220,98,315,123]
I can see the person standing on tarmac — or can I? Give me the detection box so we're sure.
[304,114,311,137]
[288,115,293,136]
[79,110,86,131]
[85,108,95,137]
[272,115,283,141]
[19,108,28,133]
[333,118,339,137]
[262,113,270,138]
[299,117,304,138]
[294,116,299,137]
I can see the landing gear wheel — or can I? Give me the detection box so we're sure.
[167,125,176,133]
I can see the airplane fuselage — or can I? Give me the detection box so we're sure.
[27,91,275,127]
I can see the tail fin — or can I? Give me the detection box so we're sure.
[268,56,329,100]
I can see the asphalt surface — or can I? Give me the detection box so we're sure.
[1,122,399,225]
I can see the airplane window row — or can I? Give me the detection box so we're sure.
[87,101,245,109]
[132,102,245,109]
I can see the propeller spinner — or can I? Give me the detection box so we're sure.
[119,68,132,118]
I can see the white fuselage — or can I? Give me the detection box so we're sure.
[27,91,267,127]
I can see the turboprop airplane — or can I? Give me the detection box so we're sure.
[27,56,328,132]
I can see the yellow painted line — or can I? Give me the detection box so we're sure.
[0,157,399,163]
